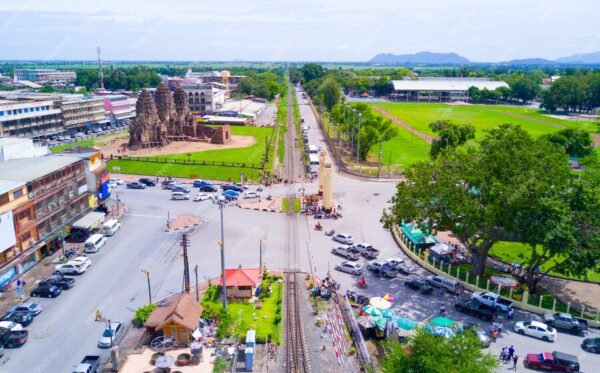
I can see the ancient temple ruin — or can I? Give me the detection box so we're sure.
[129,82,231,148]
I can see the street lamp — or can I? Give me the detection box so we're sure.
[350,109,357,153]
[141,269,152,304]
[356,113,363,163]
[215,196,228,310]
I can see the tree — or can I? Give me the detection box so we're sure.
[357,115,398,161]
[381,329,497,373]
[509,75,539,103]
[429,120,475,159]
[541,128,594,158]
[319,78,341,111]
[301,63,325,82]
[467,86,481,103]
[39,84,55,93]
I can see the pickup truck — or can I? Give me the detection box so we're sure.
[40,273,75,290]
[525,351,580,372]
[0,327,29,348]
[353,243,380,259]
[454,299,495,321]
[543,312,589,333]
[471,292,513,312]
[73,355,100,373]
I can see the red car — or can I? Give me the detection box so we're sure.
[525,351,580,372]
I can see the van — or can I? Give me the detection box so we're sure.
[308,144,318,154]
[171,191,189,200]
[101,220,121,236]
[84,234,107,253]
[426,275,462,294]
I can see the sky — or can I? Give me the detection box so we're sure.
[0,0,599,62]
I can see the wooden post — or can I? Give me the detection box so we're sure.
[509,287,513,300]
[522,291,529,305]
[581,305,586,318]
[457,268,460,280]
[567,302,571,313]
[539,295,544,308]
[552,298,557,312]
[465,272,469,284]
[486,280,490,292]
[448,263,452,275]
[476,276,480,288]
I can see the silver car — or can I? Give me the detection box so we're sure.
[331,245,360,260]
[335,261,363,275]
[98,321,124,348]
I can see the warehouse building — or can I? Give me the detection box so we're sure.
[389,77,508,102]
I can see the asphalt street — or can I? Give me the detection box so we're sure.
[1,86,598,372]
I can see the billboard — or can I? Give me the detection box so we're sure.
[0,211,17,253]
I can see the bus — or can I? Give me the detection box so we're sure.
[309,153,320,174]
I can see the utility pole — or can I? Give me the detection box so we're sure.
[181,233,190,293]
[194,265,199,301]
[356,113,363,163]
[141,269,151,304]
[259,240,263,273]
[378,139,383,178]
[217,198,228,311]
[97,46,105,94]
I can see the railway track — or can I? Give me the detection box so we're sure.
[283,82,310,373]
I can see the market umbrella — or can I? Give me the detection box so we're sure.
[431,316,454,328]
[434,326,456,338]
[382,293,395,301]
[362,305,382,317]
[357,316,375,329]
[369,297,392,310]
[381,308,397,319]
[374,316,388,330]
[396,317,419,331]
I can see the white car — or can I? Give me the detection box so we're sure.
[55,260,89,275]
[333,233,354,245]
[109,178,124,185]
[72,256,92,268]
[334,261,363,275]
[98,321,124,348]
[108,181,119,189]
[0,321,23,332]
[193,193,212,202]
[243,191,260,199]
[171,192,190,200]
[514,320,557,342]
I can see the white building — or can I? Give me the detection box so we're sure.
[179,81,226,114]
[389,77,509,102]
[15,69,76,87]
[60,97,109,131]
[0,99,63,138]
[0,137,49,161]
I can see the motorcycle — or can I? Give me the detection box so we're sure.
[325,229,335,236]
[314,223,323,231]
[356,278,368,289]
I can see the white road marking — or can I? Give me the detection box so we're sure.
[124,213,167,218]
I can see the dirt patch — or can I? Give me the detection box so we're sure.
[98,136,255,158]
[372,106,433,143]
[168,215,204,230]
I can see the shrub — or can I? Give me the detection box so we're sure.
[133,304,157,327]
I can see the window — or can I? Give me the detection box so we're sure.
[17,109,22,114]
[12,189,23,199]
[24,108,28,113]
[0,111,3,116]
[0,193,8,206]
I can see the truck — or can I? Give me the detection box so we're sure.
[471,292,514,312]
[73,355,100,373]
[542,312,589,333]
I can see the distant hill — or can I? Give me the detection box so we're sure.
[555,51,600,64]
[369,51,470,64]
[497,58,555,65]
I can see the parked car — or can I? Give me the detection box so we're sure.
[404,279,434,294]
[8,302,42,316]
[234,183,249,190]
[138,178,156,186]
[73,355,100,373]
[333,233,354,245]
[472,292,513,312]
[367,260,398,278]
[0,327,28,348]
[221,184,244,192]
[542,312,588,333]
[161,180,178,189]
[384,257,410,275]
[1,311,33,327]
[40,274,75,290]
[0,321,23,332]
[172,185,191,194]
[126,182,146,189]
[525,351,580,372]
[64,229,89,243]
[71,256,92,268]
[454,299,495,321]
[55,262,88,275]
[109,178,124,185]
[193,193,212,202]
[57,135,65,141]
[514,320,558,342]
[243,191,260,199]
[426,275,462,294]
[199,185,218,192]
[193,180,213,188]
[581,337,600,353]
[357,244,380,259]
[334,261,363,275]
[97,321,124,348]
[331,245,360,260]
[222,190,239,201]
[171,191,190,200]
[30,284,62,298]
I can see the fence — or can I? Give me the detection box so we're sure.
[339,295,374,371]
[115,155,265,170]
[391,225,600,326]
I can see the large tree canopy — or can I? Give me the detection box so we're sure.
[429,120,476,159]
[541,128,594,158]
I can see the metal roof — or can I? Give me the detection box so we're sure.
[391,79,508,92]
[0,154,81,182]
[72,211,105,230]
[0,179,25,195]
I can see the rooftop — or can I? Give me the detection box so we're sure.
[144,293,203,331]
[0,179,25,195]
[391,78,508,92]
[0,154,81,182]
[220,268,261,287]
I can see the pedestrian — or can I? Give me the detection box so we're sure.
[498,321,504,335]
[508,345,515,359]
[440,303,446,316]
[491,329,498,342]
[513,354,519,370]
[499,347,507,362]
[508,308,514,320]
[95,309,102,321]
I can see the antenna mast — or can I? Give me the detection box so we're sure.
[97,46,105,94]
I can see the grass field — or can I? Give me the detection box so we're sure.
[490,241,600,282]
[107,126,275,182]
[51,131,128,153]
[373,103,595,141]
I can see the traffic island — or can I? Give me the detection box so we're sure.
[166,215,205,232]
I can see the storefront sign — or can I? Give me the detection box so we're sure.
[0,267,17,289]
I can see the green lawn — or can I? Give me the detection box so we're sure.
[373,103,594,141]
[489,241,600,282]
[378,117,430,168]
[51,139,95,152]
[201,281,282,344]
[107,126,275,182]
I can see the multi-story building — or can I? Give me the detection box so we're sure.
[101,95,136,123]
[0,137,49,161]
[184,69,245,92]
[60,97,109,131]
[0,155,92,280]
[59,150,111,207]
[0,99,63,138]
[179,81,226,114]
[15,69,76,87]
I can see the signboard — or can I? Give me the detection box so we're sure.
[0,267,16,289]
[78,184,89,195]
[0,211,17,253]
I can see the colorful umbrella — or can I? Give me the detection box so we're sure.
[381,308,397,319]
[357,316,375,329]
[362,305,382,317]
[434,326,456,338]
[369,297,392,310]
[396,317,419,331]
[382,293,395,301]
[374,316,388,330]
[431,316,454,327]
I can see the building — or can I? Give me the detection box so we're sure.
[102,95,136,123]
[178,81,226,114]
[0,179,30,287]
[0,137,49,161]
[144,293,203,345]
[389,77,509,102]
[216,99,266,120]
[60,97,109,131]
[15,69,76,87]
[220,268,261,299]
[0,155,92,281]
[0,99,63,138]
[58,150,111,207]
[184,69,245,92]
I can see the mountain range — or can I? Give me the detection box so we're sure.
[369,51,600,65]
